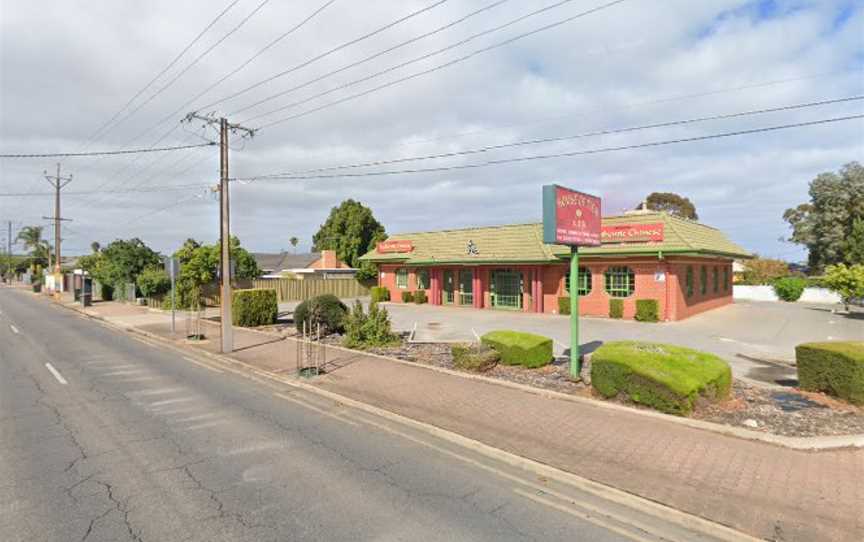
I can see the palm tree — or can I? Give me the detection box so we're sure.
[289,236,299,253]
[16,226,51,269]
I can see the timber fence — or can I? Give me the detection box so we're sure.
[251,277,370,302]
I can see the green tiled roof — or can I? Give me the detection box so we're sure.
[360,212,751,265]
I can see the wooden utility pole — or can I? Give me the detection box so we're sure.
[43,164,72,295]
[183,113,254,353]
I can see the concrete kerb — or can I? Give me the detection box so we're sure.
[52,300,761,542]
[46,291,864,451]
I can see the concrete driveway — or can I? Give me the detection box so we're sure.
[382,300,863,387]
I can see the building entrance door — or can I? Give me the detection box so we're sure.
[458,269,473,306]
[491,270,522,309]
[443,270,455,304]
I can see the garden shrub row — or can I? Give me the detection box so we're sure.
[796,341,864,405]
[609,299,623,319]
[635,299,659,322]
[451,344,500,372]
[232,288,278,327]
[481,330,552,369]
[591,341,732,416]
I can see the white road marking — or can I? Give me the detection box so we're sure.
[9,324,19,334]
[183,356,224,373]
[184,420,227,431]
[113,376,159,383]
[45,363,68,385]
[220,441,285,456]
[171,413,217,424]
[149,397,196,408]
[127,387,185,397]
[101,369,147,376]
[274,392,359,426]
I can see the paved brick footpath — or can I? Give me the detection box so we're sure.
[51,294,864,541]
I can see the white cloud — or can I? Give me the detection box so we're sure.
[1,0,861,260]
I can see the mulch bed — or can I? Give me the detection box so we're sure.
[326,337,864,438]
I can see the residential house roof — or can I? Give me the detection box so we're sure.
[359,212,751,265]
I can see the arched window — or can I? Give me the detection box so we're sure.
[723,266,729,291]
[605,266,635,298]
[713,266,719,293]
[700,266,708,295]
[686,266,694,298]
[565,267,592,296]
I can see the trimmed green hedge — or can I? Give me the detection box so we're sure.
[796,341,864,405]
[481,330,552,369]
[635,299,659,322]
[591,341,732,416]
[370,286,390,303]
[414,290,428,304]
[232,289,278,327]
[401,290,415,303]
[609,299,624,319]
[451,344,500,372]
[558,296,570,315]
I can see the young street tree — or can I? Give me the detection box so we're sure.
[784,162,864,271]
[312,199,386,281]
[640,192,698,220]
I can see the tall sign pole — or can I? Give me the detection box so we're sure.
[183,113,254,353]
[543,185,602,379]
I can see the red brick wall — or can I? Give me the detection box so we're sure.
[378,258,734,320]
[667,259,734,320]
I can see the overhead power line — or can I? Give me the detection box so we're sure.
[230,0,511,116]
[194,0,450,112]
[252,0,628,129]
[237,115,864,182]
[0,141,215,159]
[79,0,243,150]
[246,96,864,178]
[0,183,211,198]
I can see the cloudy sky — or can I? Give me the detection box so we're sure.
[1,0,861,260]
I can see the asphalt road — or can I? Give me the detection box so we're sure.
[0,288,730,542]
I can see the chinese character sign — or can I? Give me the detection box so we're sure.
[542,185,602,246]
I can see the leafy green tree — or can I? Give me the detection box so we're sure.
[172,237,260,309]
[95,238,161,288]
[312,199,386,281]
[784,162,864,271]
[823,264,864,312]
[641,192,698,220]
[136,266,171,298]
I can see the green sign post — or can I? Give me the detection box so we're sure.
[542,185,601,380]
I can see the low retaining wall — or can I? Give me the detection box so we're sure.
[733,285,841,304]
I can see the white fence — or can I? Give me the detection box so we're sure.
[733,285,842,304]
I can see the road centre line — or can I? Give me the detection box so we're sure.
[45,363,68,385]
[127,387,185,397]
[149,397,196,408]
[513,488,654,542]
[274,392,359,427]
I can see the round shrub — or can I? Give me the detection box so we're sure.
[294,294,348,336]
[773,276,806,302]
[451,344,499,372]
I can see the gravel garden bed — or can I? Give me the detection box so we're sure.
[324,336,864,438]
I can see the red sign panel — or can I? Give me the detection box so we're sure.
[377,240,414,254]
[601,223,665,243]
[543,185,602,246]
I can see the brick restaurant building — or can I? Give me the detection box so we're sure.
[359,212,751,321]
